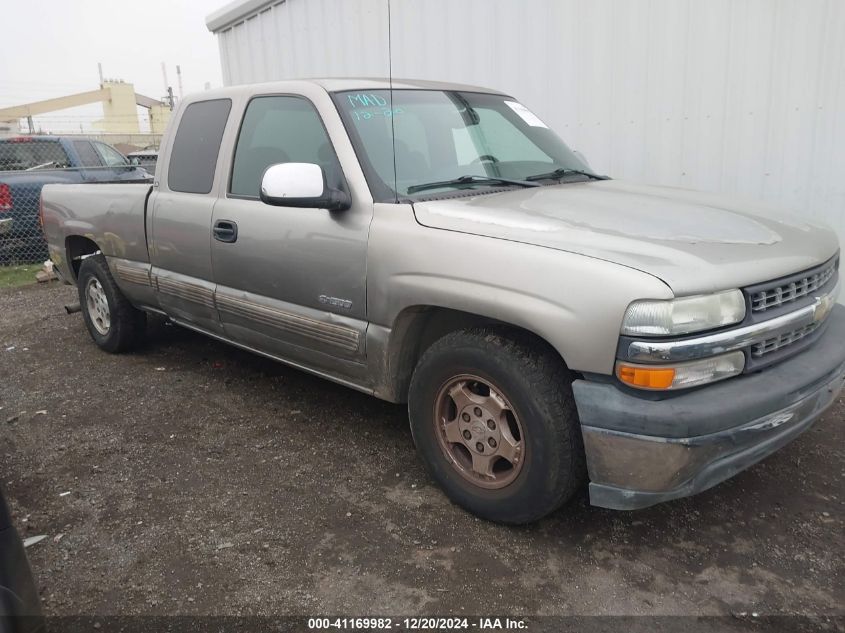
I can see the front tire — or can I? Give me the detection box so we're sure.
[77,254,145,353]
[408,328,586,524]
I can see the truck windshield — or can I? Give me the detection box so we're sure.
[333,89,595,201]
[0,139,70,172]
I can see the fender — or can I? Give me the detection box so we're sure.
[365,203,673,399]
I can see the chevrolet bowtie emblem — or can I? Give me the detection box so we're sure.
[813,294,834,324]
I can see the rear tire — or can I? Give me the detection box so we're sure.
[77,254,145,352]
[408,328,586,524]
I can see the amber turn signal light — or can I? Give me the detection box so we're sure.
[616,351,745,391]
[617,364,676,390]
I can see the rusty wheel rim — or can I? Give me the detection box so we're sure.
[433,374,526,490]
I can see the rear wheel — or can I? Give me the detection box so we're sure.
[408,328,586,524]
[77,254,145,352]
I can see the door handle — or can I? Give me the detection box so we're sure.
[213,219,238,243]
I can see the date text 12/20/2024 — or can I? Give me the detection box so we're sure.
[307,617,528,630]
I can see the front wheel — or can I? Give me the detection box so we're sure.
[77,254,146,352]
[408,328,586,524]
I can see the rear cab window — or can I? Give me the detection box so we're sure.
[167,99,232,194]
[0,139,71,171]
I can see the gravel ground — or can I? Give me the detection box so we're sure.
[1,282,843,622]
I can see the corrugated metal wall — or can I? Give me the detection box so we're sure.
[212,0,845,255]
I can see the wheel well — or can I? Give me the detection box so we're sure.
[385,306,568,403]
[65,235,101,282]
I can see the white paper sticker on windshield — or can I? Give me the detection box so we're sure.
[504,101,548,128]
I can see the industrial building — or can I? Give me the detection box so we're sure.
[0,79,172,137]
[206,0,845,267]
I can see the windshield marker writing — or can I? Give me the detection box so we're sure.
[347,93,388,108]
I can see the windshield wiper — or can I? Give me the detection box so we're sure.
[526,167,609,182]
[407,174,540,195]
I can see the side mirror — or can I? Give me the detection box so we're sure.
[260,163,351,211]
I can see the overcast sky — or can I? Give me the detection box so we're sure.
[0,0,224,133]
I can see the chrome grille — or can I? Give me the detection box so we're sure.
[751,322,820,357]
[751,260,836,312]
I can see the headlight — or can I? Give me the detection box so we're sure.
[621,290,746,336]
[616,351,746,391]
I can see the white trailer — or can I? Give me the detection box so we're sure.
[207,0,845,291]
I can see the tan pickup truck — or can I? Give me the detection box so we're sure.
[42,79,844,523]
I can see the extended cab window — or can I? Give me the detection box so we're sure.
[230,96,341,198]
[168,99,232,194]
[72,141,103,167]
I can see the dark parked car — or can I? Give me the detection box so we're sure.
[0,136,150,264]
[126,148,158,175]
[0,486,44,633]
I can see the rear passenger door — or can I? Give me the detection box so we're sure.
[148,98,232,334]
[210,94,371,374]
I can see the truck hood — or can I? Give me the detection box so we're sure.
[412,180,840,295]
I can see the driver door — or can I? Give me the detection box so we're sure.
[210,94,370,374]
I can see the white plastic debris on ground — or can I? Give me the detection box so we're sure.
[23,535,48,548]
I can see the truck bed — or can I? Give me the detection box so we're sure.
[41,182,153,274]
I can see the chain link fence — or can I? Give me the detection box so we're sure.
[0,136,156,265]
[0,170,48,266]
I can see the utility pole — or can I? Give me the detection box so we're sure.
[98,62,104,86]
[161,62,175,110]
[161,62,169,97]
[176,65,184,100]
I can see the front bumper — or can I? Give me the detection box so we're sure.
[574,304,845,510]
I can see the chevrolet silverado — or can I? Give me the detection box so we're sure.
[41,79,844,523]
